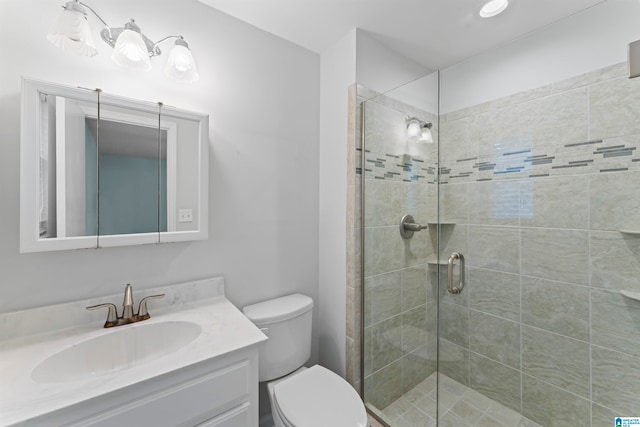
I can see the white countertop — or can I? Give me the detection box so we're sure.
[0,277,267,426]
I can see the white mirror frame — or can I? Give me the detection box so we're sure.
[20,78,209,252]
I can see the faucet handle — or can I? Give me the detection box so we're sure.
[136,294,166,320]
[122,284,135,319]
[86,303,119,328]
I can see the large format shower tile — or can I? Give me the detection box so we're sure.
[521,326,590,398]
[522,375,590,426]
[469,268,520,321]
[521,276,589,341]
[521,228,588,285]
[467,226,520,274]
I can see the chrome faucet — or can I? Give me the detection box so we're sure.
[86,284,165,328]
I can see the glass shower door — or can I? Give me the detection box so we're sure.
[360,72,440,427]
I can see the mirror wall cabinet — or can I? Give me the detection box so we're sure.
[20,79,208,252]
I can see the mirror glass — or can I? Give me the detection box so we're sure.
[92,118,166,236]
[20,79,208,252]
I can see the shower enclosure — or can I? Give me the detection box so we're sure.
[356,2,640,426]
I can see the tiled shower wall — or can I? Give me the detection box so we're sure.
[350,85,440,410]
[438,62,640,426]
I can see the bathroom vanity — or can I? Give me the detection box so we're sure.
[0,277,266,426]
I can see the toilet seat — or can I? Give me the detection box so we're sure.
[272,365,368,427]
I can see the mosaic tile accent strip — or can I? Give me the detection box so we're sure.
[363,150,438,184]
[439,136,640,184]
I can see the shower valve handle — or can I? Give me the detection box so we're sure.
[399,214,427,239]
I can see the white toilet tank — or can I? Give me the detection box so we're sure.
[243,294,313,382]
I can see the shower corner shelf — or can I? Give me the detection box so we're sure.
[427,259,449,266]
[619,229,640,236]
[620,289,640,302]
[427,222,456,227]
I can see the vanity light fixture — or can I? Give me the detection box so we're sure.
[47,1,199,82]
[479,0,510,18]
[406,117,434,144]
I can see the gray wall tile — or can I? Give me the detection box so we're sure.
[469,268,520,321]
[363,99,407,156]
[592,346,640,415]
[371,315,403,371]
[439,339,469,386]
[402,266,427,311]
[522,375,590,427]
[590,76,640,140]
[439,224,468,266]
[468,226,520,274]
[590,171,640,231]
[467,106,524,159]
[440,301,469,348]
[364,226,402,276]
[470,353,521,412]
[591,289,640,357]
[402,227,432,267]
[365,179,402,227]
[590,231,640,291]
[551,63,626,93]
[402,304,428,353]
[521,276,589,341]
[591,403,619,427]
[440,117,470,162]
[470,311,521,369]
[518,88,588,149]
[469,180,521,226]
[402,346,429,393]
[521,228,588,285]
[440,183,469,224]
[522,326,590,397]
[364,358,404,409]
[519,175,588,229]
[366,270,402,326]
[402,182,437,224]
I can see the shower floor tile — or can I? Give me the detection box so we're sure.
[370,373,542,427]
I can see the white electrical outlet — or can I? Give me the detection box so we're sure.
[178,209,193,223]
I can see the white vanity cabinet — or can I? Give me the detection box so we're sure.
[34,347,259,427]
[0,277,267,427]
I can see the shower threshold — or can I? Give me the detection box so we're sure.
[368,373,541,427]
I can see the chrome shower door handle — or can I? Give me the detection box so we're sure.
[447,252,465,295]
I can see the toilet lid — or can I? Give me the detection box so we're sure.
[273,365,368,427]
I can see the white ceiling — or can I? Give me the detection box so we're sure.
[197,0,609,70]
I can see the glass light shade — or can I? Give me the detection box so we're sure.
[165,43,200,83]
[47,4,97,57]
[420,126,434,143]
[406,119,422,138]
[480,0,509,18]
[111,29,152,71]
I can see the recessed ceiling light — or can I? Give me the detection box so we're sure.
[479,0,509,18]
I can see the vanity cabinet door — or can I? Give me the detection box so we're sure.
[81,360,252,427]
[196,403,250,427]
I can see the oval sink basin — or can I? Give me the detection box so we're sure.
[32,321,201,384]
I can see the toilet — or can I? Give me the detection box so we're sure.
[243,294,368,427]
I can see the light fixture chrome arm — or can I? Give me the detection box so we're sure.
[152,35,185,52]
[74,0,110,35]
